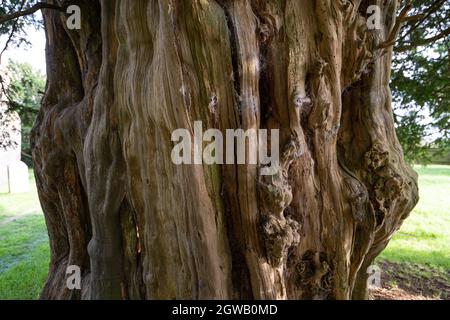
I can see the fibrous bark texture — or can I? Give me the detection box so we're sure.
[31,0,418,300]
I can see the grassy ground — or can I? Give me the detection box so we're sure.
[0,166,448,299]
[379,165,450,269]
[0,170,49,299]
[375,165,450,299]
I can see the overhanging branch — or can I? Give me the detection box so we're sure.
[377,1,413,49]
[395,27,450,52]
[0,2,66,25]
[377,0,448,51]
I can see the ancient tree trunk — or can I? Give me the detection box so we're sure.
[31,0,418,300]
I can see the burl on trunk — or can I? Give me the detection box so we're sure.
[31,0,418,300]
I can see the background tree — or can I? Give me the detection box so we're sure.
[2,60,45,164]
[0,0,44,151]
[0,0,446,300]
[391,0,449,163]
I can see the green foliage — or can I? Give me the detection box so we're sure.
[4,60,45,165]
[394,111,432,163]
[6,59,45,118]
[391,0,450,164]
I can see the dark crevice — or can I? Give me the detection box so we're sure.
[217,1,254,299]
[258,35,272,129]
[221,4,242,124]
[119,197,146,300]
[220,178,254,300]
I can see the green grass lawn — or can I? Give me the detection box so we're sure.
[376,165,450,298]
[0,170,49,300]
[0,166,448,299]
[379,165,450,270]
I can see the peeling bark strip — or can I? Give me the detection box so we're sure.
[31,0,418,300]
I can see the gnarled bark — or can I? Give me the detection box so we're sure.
[31,0,418,300]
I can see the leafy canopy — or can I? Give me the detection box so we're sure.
[392,0,449,163]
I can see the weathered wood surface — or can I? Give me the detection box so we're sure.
[32,0,418,300]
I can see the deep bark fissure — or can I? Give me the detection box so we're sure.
[222,5,242,110]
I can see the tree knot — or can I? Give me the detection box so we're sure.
[364,143,389,171]
[261,215,301,267]
[296,251,334,299]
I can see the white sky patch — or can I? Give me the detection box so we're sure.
[0,12,46,75]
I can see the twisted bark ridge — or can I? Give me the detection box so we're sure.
[31,0,418,300]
